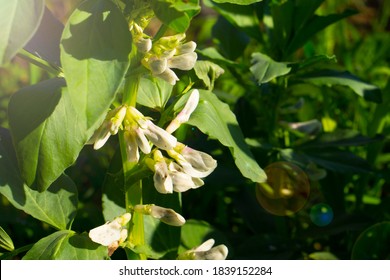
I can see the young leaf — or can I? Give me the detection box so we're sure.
[8,78,86,191]
[0,227,15,251]
[151,0,200,33]
[23,231,108,260]
[194,61,225,90]
[137,76,173,111]
[301,70,382,103]
[250,52,291,84]
[0,127,78,230]
[181,90,267,183]
[0,0,45,65]
[60,0,132,134]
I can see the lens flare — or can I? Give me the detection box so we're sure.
[310,203,333,226]
[256,162,310,216]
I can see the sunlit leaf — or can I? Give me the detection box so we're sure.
[194,61,225,90]
[179,90,267,183]
[0,128,78,230]
[250,52,291,84]
[301,70,382,103]
[137,76,173,110]
[23,231,108,260]
[60,0,132,134]
[8,78,86,191]
[151,0,200,33]
[0,0,45,65]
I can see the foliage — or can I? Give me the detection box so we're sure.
[0,0,389,260]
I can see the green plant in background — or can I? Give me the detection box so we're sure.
[0,0,389,260]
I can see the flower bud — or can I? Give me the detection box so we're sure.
[177,239,228,260]
[134,204,185,226]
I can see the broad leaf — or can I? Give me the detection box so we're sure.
[0,128,78,230]
[205,0,261,41]
[152,0,200,33]
[137,76,173,110]
[8,78,86,191]
[286,10,357,56]
[179,219,216,251]
[23,231,108,260]
[180,90,267,183]
[197,47,238,67]
[0,0,45,65]
[194,61,225,90]
[250,52,291,84]
[301,70,382,103]
[60,0,132,134]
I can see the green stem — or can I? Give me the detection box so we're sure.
[119,75,147,259]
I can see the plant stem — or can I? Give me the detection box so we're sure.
[17,49,62,76]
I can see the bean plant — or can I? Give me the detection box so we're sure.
[0,0,388,260]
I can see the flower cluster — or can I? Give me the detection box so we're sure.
[141,34,197,85]
[90,90,217,195]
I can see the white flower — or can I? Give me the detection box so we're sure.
[168,142,217,178]
[134,204,185,226]
[90,106,127,150]
[150,150,204,194]
[89,213,131,249]
[142,34,198,85]
[166,89,199,134]
[177,239,228,260]
[124,107,177,162]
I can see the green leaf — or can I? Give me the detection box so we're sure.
[152,0,200,33]
[250,52,291,84]
[204,0,261,41]
[197,47,238,67]
[352,222,390,260]
[60,0,132,133]
[23,231,108,260]
[8,78,86,191]
[0,226,14,251]
[0,0,45,65]
[0,128,78,230]
[212,0,263,4]
[194,61,225,90]
[301,70,382,103]
[137,76,173,110]
[179,220,215,251]
[182,90,267,183]
[281,148,372,174]
[286,10,357,56]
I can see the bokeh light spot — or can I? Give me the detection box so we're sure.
[255,162,310,216]
[310,203,334,226]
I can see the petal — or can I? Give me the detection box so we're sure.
[150,205,186,226]
[144,120,177,150]
[89,222,121,246]
[180,146,217,177]
[168,52,197,70]
[194,244,229,260]
[124,131,139,162]
[166,89,199,134]
[149,57,168,75]
[156,68,179,85]
[153,161,173,194]
[135,128,151,154]
[176,41,197,54]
